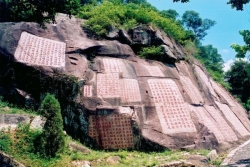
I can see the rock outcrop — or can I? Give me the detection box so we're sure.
[0,14,250,151]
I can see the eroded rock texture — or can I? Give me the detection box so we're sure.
[0,14,250,151]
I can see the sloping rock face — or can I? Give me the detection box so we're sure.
[0,14,250,151]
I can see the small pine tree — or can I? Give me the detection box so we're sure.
[39,93,65,157]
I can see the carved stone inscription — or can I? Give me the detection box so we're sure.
[195,66,218,100]
[14,32,66,67]
[190,105,225,143]
[145,65,165,77]
[97,73,120,97]
[102,58,122,73]
[211,80,236,106]
[148,79,184,104]
[215,102,249,137]
[231,104,250,132]
[180,76,204,105]
[120,79,141,103]
[83,85,92,97]
[204,106,238,142]
[156,103,196,134]
[88,115,133,149]
[148,79,196,134]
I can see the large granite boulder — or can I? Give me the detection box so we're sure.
[0,14,250,151]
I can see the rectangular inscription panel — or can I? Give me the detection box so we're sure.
[14,32,65,67]
[204,105,238,142]
[194,66,218,100]
[97,73,120,97]
[83,85,93,97]
[156,103,196,134]
[211,80,236,106]
[148,79,196,134]
[102,58,122,73]
[88,115,133,149]
[120,79,141,103]
[148,79,184,104]
[215,102,249,137]
[190,105,225,143]
[231,104,250,132]
[180,76,204,105]
[145,65,165,77]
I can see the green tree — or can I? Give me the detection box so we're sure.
[38,93,65,157]
[173,0,250,10]
[227,0,250,10]
[0,0,81,27]
[159,9,179,20]
[194,44,225,83]
[225,60,250,103]
[231,30,250,58]
[125,0,146,4]
[79,1,186,41]
[181,10,216,40]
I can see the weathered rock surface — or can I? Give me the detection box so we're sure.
[156,161,195,167]
[0,151,25,167]
[106,156,121,164]
[69,142,90,154]
[0,114,44,130]
[0,14,250,151]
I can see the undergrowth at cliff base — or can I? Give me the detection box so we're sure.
[0,123,213,167]
[0,96,37,115]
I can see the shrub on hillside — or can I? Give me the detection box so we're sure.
[139,46,165,61]
[38,93,65,157]
[79,1,186,42]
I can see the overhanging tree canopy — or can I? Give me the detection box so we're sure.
[0,0,81,26]
[173,0,250,10]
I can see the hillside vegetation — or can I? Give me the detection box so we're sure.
[0,0,245,166]
[77,0,226,87]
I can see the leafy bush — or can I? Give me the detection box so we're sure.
[79,1,186,42]
[0,129,12,152]
[0,96,8,108]
[11,124,41,155]
[139,46,164,60]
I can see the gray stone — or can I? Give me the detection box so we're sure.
[207,150,218,162]
[4,114,30,125]
[106,28,119,39]
[0,151,25,167]
[119,29,132,44]
[156,161,195,167]
[154,29,174,48]
[161,45,177,60]
[187,155,209,167]
[130,25,152,45]
[69,142,90,154]
[30,116,46,129]
[106,156,121,164]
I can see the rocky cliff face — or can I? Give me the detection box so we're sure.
[0,14,250,151]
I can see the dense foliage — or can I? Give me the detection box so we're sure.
[183,41,226,87]
[0,0,81,26]
[196,45,224,82]
[231,30,250,58]
[139,46,165,60]
[79,1,186,42]
[173,0,250,11]
[181,10,216,40]
[225,60,250,107]
[38,93,65,157]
